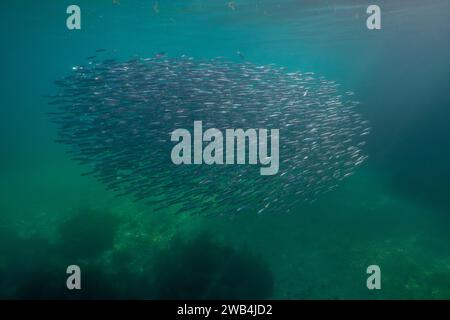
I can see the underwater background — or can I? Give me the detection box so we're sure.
[1,0,450,299]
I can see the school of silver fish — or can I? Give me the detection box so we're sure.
[49,55,370,215]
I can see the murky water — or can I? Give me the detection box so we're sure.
[1,0,449,299]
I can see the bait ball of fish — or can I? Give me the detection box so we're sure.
[50,56,370,215]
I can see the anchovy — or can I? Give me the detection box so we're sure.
[49,55,370,215]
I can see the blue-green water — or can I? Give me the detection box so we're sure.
[1,0,450,299]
